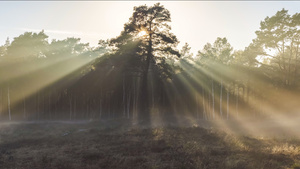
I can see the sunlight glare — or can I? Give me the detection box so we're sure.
[138,30,148,37]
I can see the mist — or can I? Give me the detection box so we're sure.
[0,3,300,169]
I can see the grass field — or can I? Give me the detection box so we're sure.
[1,119,300,169]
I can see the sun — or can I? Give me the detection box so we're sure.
[138,30,148,37]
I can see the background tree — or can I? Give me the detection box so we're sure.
[255,9,300,87]
[196,37,233,119]
[6,31,48,59]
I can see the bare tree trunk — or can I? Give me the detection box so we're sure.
[151,79,154,109]
[202,87,206,120]
[23,92,26,120]
[42,93,45,118]
[127,91,131,119]
[208,86,211,120]
[293,44,299,84]
[74,97,76,120]
[133,79,138,118]
[49,93,51,120]
[242,86,245,101]
[212,80,215,119]
[227,88,229,120]
[69,96,72,120]
[220,80,223,118]
[196,94,199,119]
[123,78,126,118]
[87,100,90,119]
[288,41,293,86]
[246,82,250,103]
[99,99,102,119]
[236,84,239,117]
[0,88,2,115]
[37,91,40,120]
[133,81,136,119]
[8,86,11,121]
[54,91,58,120]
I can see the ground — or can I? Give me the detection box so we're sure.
[1,119,300,169]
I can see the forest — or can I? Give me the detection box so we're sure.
[1,4,299,123]
[1,3,300,169]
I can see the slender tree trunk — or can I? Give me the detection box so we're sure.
[288,41,293,86]
[196,94,199,119]
[0,88,2,115]
[87,100,90,119]
[227,88,229,120]
[132,79,138,118]
[208,86,211,120]
[151,78,154,109]
[23,92,26,120]
[123,77,126,118]
[49,93,51,120]
[220,80,223,118]
[74,97,76,120]
[69,96,72,120]
[42,93,45,118]
[133,81,136,119]
[293,44,299,84]
[54,93,57,120]
[242,86,245,101]
[212,80,215,119]
[202,87,206,120]
[8,86,11,121]
[127,91,131,119]
[99,99,102,119]
[236,84,239,117]
[246,82,250,103]
[37,91,40,120]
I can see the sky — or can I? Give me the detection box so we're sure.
[0,1,299,55]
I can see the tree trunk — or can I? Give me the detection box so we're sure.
[208,86,211,120]
[246,82,250,103]
[293,44,299,84]
[69,96,72,120]
[8,86,11,121]
[140,22,153,120]
[212,80,215,119]
[74,97,76,120]
[133,81,136,119]
[0,88,2,115]
[227,88,229,120]
[196,94,199,119]
[49,93,51,120]
[123,77,126,118]
[23,92,26,120]
[37,91,40,120]
[42,93,45,118]
[236,84,239,117]
[151,79,154,110]
[127,91,131,119]
[99,99,102,119]
[202,87,206,120]
[220,80,223,118]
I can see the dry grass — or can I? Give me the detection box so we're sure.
[0,120,300,169]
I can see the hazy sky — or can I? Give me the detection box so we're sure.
[0,1,299,54]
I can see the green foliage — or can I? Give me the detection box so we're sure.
[254,9,300,86]
[0,7,300,121]
[7,30,48,58]
[197,37,233,65]
[110,3,180,72]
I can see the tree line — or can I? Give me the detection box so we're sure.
[0,3,299,121]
